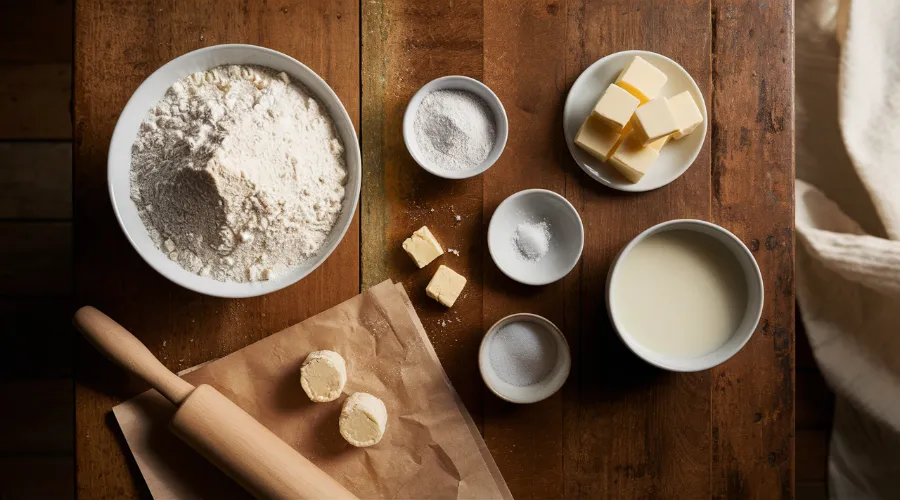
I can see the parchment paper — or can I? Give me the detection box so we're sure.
[112,281,512,499]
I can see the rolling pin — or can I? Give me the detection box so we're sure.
[74,306,358,500]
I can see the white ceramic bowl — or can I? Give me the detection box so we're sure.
[479,313,571,404]
[488,189,584,286]
[403,76,508,179]
[108,44,361,298]
[606,220,764,371]
[564,50,708,192]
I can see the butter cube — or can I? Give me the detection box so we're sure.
[426,265,467,307]
[575,115,625,162]
[609,135,660,183]
[668,91,703,140]
[648,135,669,151]
[630,98,679,147]
[402,226,443,268]
[591,84,640,131]
[615,56,667,103]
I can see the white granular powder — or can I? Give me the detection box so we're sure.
[130,65,347,282]
[512,221,551,262]
[413,90,496,172]
[489,321,558,387]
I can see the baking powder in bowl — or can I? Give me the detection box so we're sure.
[413,90,496,172]
[489,321,557,386]
[130,65,347,283]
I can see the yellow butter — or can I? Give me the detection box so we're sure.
[630,98,679,147]
[615,56,667,103]
[609,135,660,183]
[426,265,467,307]
[575,115,625,162]
[668,91,703,140]
[591,83,640,131]
[402,226,443,268]
[648,135,669,151]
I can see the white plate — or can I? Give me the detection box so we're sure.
[487,189,584,286]
[563,50,707,192]
[108,44,361,298]
[403,75,508,179]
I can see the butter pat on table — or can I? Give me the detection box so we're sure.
[609,135,660,183]
[575,115,625,162]
[426,265,467,307]
[630,98,679,147]
[402,226,443,268]
[667,91,703,140]
[615,56,667,103]
[591,83,640,131]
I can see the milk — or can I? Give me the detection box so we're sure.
[612,230,748,358]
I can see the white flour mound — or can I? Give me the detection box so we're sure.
[130,65,348,282]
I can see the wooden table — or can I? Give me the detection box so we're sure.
[74,0,794,498]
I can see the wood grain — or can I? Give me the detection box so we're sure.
[710,1,795,498]
[0,142,72,219]
[73,1,360,497]
[0,456,74,500]
[361,0,487,428]
[0,222,72,297]
[0,64,72,139]
[480,2,570,497]
[564,1,713,498]
[0,0,73,63]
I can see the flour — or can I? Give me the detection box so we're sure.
[413,90,496,172]
[130,65,347,282]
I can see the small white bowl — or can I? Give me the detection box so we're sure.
[403,76,508,179]
[606,220,764,371]
[107,44,361,298]
[479,313,571,404]
[488,189,584,286]
[564,50,708,192]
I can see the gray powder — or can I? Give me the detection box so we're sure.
[413,90,496,172]
[489,321,557,386]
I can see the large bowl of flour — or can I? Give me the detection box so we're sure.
[108,45,360,298]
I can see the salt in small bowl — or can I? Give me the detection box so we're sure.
[479,313,571,404]
[488,189,584,286]
[403,75,508,179]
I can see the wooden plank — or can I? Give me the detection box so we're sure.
[361,0,487,429]
[480,2,569,498]
[710,1,795,498]
[0,300,74,378]
[563,1,713,498]
[0,0,73,63]
[0,379,73,454]
[0,142,72,219]
[73,0,360,497]
[0,222,71,297]
[0,64,72,139]
[0,455,74,500]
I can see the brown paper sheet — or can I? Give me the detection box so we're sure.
[112,281,512,499]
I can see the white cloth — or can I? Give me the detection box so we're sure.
[795,0,900,498]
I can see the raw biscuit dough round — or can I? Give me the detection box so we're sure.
[339,392,387,447]
[300,350,347,403]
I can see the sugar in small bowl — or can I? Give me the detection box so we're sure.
[479,313,571,404]
[403,76,508,179]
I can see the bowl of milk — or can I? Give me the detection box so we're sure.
[606,220,764,372]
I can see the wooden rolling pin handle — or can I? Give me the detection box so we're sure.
[74,306,194,405]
